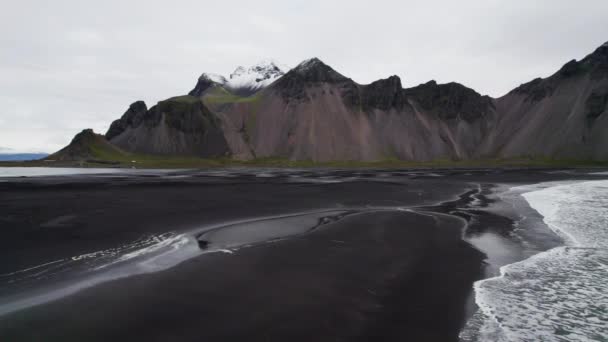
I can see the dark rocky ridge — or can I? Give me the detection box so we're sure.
[148,97,222,134]
[339,76,409,111]
[106,101,148,140]
[108,96,230,158]
[188,75,221,97]
[403,81,494,122]
[271,58,352,101]
[510,42,608,102]
[360,76,408,111]
[484,41,608,160]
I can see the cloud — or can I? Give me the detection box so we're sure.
[66,29,106,47]
[1,0,607,152]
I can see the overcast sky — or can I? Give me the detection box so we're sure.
[1,0,607,152]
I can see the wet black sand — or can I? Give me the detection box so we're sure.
[1,168,606,341]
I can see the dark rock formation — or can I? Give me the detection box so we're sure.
[586,88,608,119]
[404,81,493,122]
[105,101,148,140]
[360,76,408,111]
[147,96,221,132]
[272,58,352,101]
[188,75,223,97]
[340,75,408,111]
[580,42,608,79]
[108,96,230,158]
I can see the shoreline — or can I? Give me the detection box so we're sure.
[1,169,607,341]
[461,179,608,341]
[3,157,608,170]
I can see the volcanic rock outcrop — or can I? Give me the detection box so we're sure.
[107,96,229,158]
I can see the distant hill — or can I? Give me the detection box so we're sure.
[48,129,127,162]
[0,153,48,161]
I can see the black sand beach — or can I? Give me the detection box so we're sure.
[1,168,606,341]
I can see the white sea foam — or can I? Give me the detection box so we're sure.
[0,233,202,316]
[461,180,608,341]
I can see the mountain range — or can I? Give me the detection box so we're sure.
[52,42,608,163]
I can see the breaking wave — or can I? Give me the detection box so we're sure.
[461,180,608,341]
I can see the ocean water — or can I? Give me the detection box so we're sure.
[461,180,608,341]
[0,167,127,177]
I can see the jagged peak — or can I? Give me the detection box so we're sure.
[367,75,403,91]
[106,100,149,140]
[230,59,288,77]
[590,41,608,58]
[65,128,102,152]
[73,128,97,140]
[190,60,289,97]
[189,73,227,97]
[403,80,493,122]
[226,60,288,95]
[282,57,349,84]
[371,75,402,84]
[356,75,407,111]
[129,100,147,111]
[406,80,480,94]
[294,57,325,71]
[199,73,228,84]
[557,42,608,77]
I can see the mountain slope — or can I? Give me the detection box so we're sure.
[49,129,128,162]
[211,58,496,161]
[55,41,608,164]
[107,96,230,158]
[481,42,608,159]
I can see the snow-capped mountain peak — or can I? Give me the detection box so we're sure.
[225,60,289,95]
[230,66,247,79]
[190,60,290,97]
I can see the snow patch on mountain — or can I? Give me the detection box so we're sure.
[196,60,289,96]
[224,60,289,95]
[200,73,228,84]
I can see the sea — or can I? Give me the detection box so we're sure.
[0,167,126,177]
[461,180,608,341]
